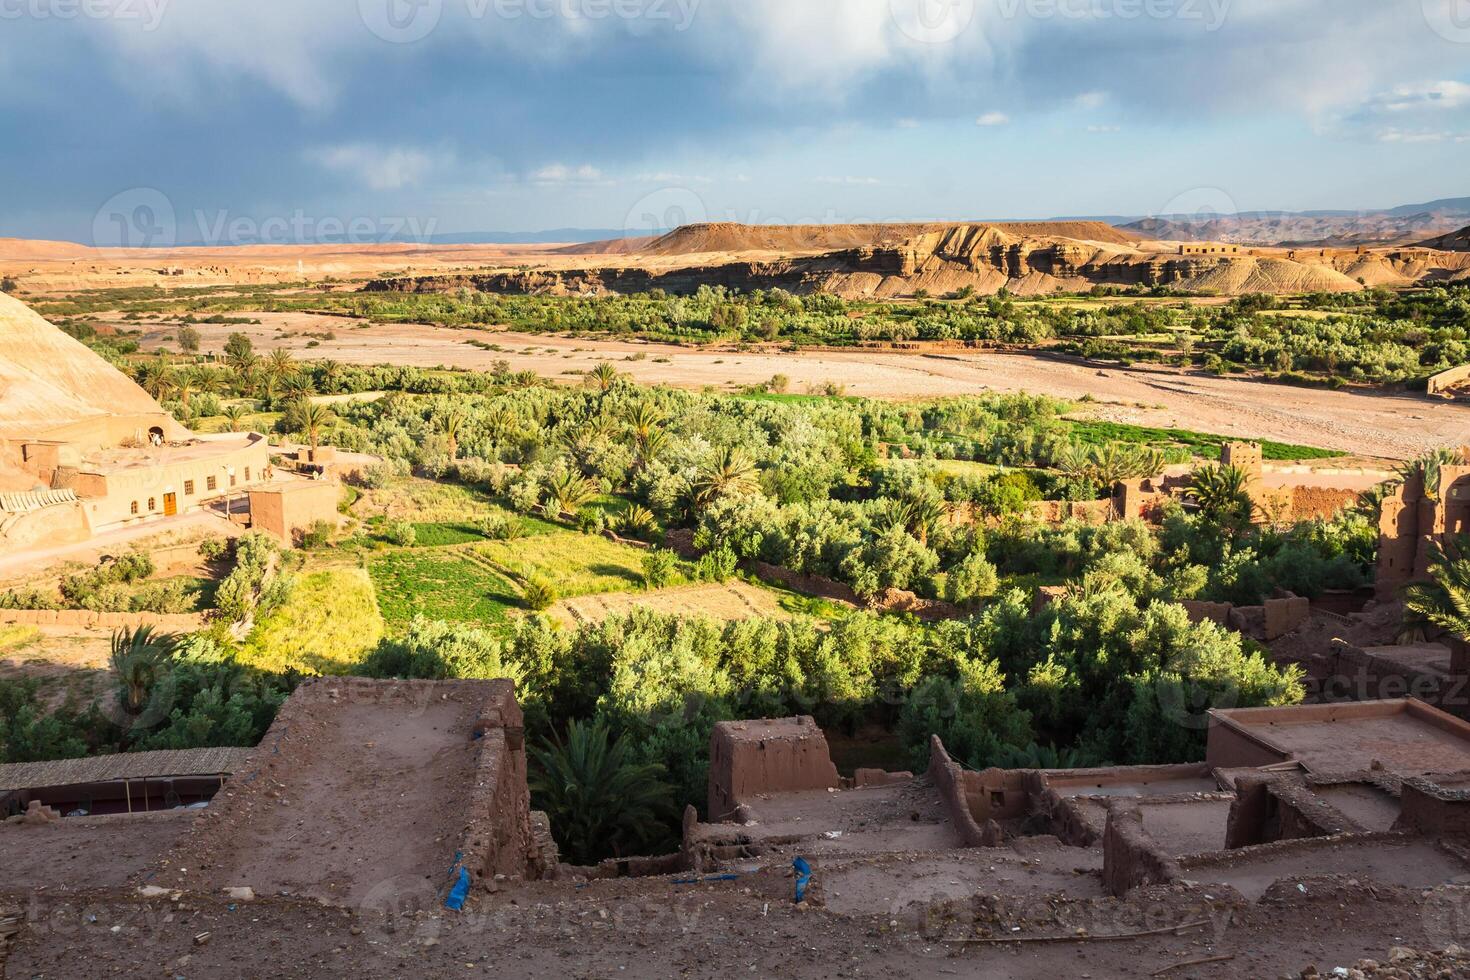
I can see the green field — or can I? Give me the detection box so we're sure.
[368,551,521,630]
[241,567,384,674]
[1064,420,1343,461]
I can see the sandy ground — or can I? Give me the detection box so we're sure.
[179,699,477,907]
[0,511,236,583]
[0,812,194,893]
[142,316,1470,459]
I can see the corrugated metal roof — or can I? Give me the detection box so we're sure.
[0,747,253,792]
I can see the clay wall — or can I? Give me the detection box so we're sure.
[707,717,840,821]
[247,481,341,545]
[1289,486,1359,521]
[462,680,545,880]
[926,737,992,847]
[1428,363,1470,397]
[1225,774,1359,848]
[1205,713,1291,769]
[1396,777,1470,838]
[1101,805,1180,897]
[0,608,206,632]
[1264,595,1311,641]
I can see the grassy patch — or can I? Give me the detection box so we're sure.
[466,532,651,597]
[1065,419,1341,461]
[0,625,40,655]
[411,522,489,547]
[368,551,520,630]
[240,567,384,674]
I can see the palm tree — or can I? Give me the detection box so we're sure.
[587,361,620,394]
[626,402,665,442]
[544,469,597,518]
[291,400,335,452]
[266,349,297,384]
[282,373,317,402]
[436,408,467,460]
[1403,539,1470,643]
[109,626,179,716]
[224,346,258,377]
[1188,464,1255,533]
[221,405,251,433]
[172,368,198,409]
[529,718,674,865]
[636,427,669,471]
[136,360,176,402]
[317,359,344,393]
[692,447,760,507]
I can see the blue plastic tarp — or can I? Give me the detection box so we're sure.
[793,857,812,904]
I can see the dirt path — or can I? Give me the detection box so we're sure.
[142,316,1470,459]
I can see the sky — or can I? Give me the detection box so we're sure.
[1,0,1468,244]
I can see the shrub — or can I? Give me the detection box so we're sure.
[642,549,679,589]
[198,537,233,563]
[299,520,335,550]
[944,552,999,608]
[130,580,193,615]
[695,545,738,583]
[382,520,417,547]
[523,575,559,611]
[479,513,524,540]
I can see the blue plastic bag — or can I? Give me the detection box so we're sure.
[792,857,812,904]
[445,866,471,911]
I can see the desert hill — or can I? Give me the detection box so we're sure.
[0,292,176,443]
[365,220,1470,300]
[1416,224,1470,251]
[640,220,1138,257]
[1123,203,1470,248]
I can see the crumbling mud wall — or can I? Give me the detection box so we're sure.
[1102,805,1180,897]
[463,680,545,882]
[926,737,999,847]
[1226,774,1360,848]
[1397,777,1470,838]
[707,717,840,821]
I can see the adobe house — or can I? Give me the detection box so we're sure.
[1376,453,1470,600]
[0,294,273,555]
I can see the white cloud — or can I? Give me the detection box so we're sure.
[1372,80,1470,114]
[816,176,881,185]
[1074,91,1109,110]
[636,172,715,184]
[1086,124,1121,133]
[531,163,609,185]
[307,144,444,190]
[976,112,1010,126]
[896,118,921,129]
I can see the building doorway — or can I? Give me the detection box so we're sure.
[163,492,178,517]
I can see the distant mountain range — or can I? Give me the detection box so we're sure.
[1116,197,1470,247]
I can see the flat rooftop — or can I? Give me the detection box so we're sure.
[80,433,265,473]
[714,716,826,744]
[1212,699,1470,776]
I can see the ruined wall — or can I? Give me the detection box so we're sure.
[1226,774,1359,848]
[0,501,90,557]
[1396,777,1470,838]
[1101,805,1181,897]
[926,736,999,847]
[462,680,544,881]
[707,717,840,821]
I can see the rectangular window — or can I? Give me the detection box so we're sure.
[207,476,217,492]
[244,467,251,482]
[147,497,156,511]
[130,501,139,515]
[184,480,195,496]
[229,474,237,488]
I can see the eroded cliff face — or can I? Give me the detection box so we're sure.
[362,223,1470,299]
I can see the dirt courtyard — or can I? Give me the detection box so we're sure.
[166,698,479,908]
[140,315,1470,459]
